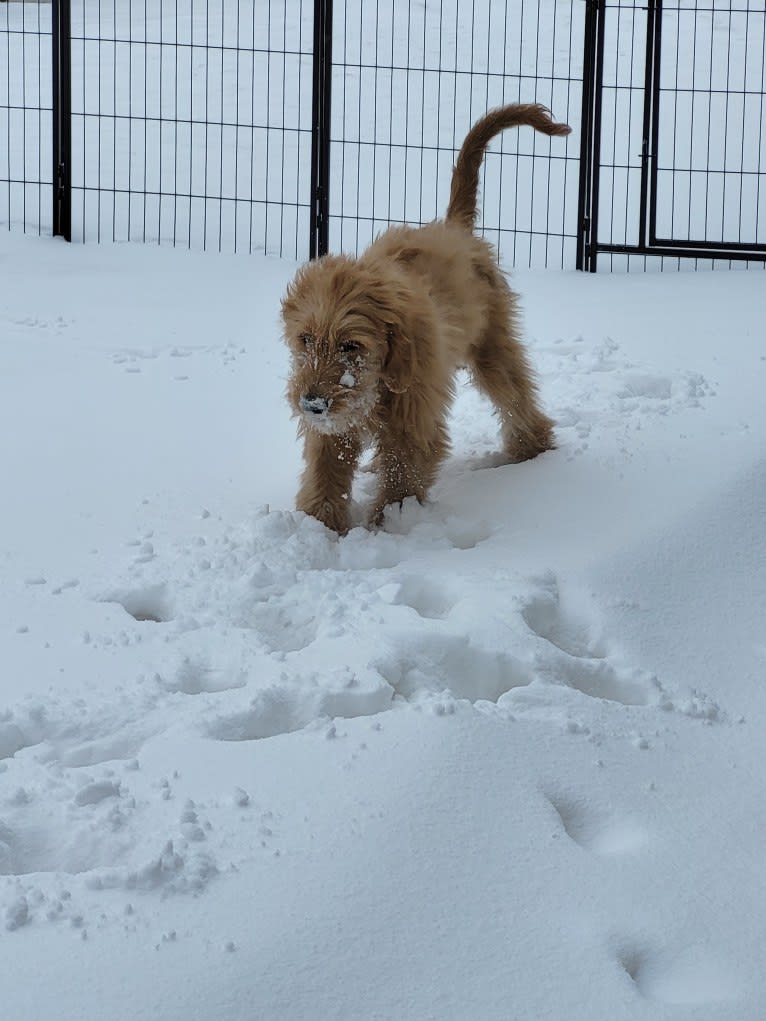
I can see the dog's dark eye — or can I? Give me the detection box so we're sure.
[340,341,360,355]
[300,333,315,348]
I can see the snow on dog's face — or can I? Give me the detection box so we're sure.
[285,327,379,436]
[281,254,415,436]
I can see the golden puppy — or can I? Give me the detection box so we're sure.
[282,103,571,534]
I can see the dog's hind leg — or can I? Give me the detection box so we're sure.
[296,430,361,535]
[468,305,555,464]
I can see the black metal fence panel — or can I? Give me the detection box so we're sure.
[328,0,584,269]
[651,0,766,251]
[581,0,765,270]
[65,0,315,255]
[1,1,53,236]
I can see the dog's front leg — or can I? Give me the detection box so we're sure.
[296,431,361,535]
[369,420,448,526]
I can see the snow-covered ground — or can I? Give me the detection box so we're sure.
[1,229,765,1018]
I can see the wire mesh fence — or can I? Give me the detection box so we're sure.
[327,0,583,269]
[67,1,315,254]
[4,0,584,265]
[652,0,765,251]
[1,1,53,236]
[1,0,765,270]
[582,0,765,270]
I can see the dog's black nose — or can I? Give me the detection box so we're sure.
[300,394,330,416]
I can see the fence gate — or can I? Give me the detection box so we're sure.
[578,0,766,270]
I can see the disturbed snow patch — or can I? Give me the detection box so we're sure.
[1,494,721,934]
[87,508,718,736]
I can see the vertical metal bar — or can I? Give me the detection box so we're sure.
[218,0,225,253]
[202,0,209,249]
[127,2,133,241]
[21,4,26,231]
[648,0,663,246]
[97,0,102,242]
[359,0,367,251]
[158,0,164,247]
[52,0,71,240]
[264,0,273,253]
[113,0,118,242]
[37,0,44,233]
[319,0,332,257]
[310,0,332,258]
[638,0,657,250]
[587,0,606,271]
[4,6,10,231]
[575,2,590,270]
[576,0,600,271]
[513,0,524,267]
[233,0,240,254]
[248,0,256,254]
[309,0,321,258]
[609,3,621,268]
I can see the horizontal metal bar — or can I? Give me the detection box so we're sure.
[67,36,312,56]
[604,1,762,10]
[328,66,586,82]
[652,236,766,253]
[333,213,577,237]
[595,242,766,262]
[0,104,53,113]
[654,168,765,176]
[0,177,53,187]
[640,4,764,11]
[69,112,312,133]
[0,29,52,39]
[68,186,311,208]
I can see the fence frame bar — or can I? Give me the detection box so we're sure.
[309,0,333,259]
[576,0,606,272]
[51,0,71,240]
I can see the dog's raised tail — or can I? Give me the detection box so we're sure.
[446,103,571,231]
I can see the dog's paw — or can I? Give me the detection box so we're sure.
[369,495,425,532]
[297,498,350,536]
[503,431,556,464]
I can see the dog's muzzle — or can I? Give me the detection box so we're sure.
[300,393,331,418]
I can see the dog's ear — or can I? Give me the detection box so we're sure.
[382,323,414,394]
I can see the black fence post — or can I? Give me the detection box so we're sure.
[637,0,658,250]
[52,0,71,241]
[576,0,604,272]
[646,0,663,249]
[310,0,332,259]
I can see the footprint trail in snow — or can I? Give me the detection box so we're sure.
[0,335,722,939]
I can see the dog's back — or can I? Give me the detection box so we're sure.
[362,222,504,368]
